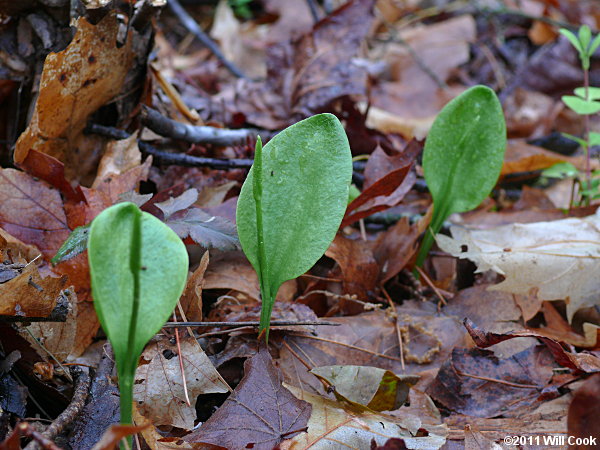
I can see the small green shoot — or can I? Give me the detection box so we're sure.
[415,85,507,269]
[236,114,352,339]
[560,25,600,203]
[88,202,188,435]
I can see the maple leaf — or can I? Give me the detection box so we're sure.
[184,345,311,449]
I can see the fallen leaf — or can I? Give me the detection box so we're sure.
[20,290,77,363]
[184,345,311,449]
[367,15,475,139]
[342,141,420,227]
[179,251,209,322]
[501,140,586,177]
[90,423,150,450]
[437,210,600,321]
[464,319,600,374]
[325,235,379,298]
[0,261,66,320]
[278,301,466,395]
[93,133,142,186]
[134,336,228,430]
[14,12,133,179]
[230,0,376,129]
[166,208,240,251]
[0,168,70,259]
[567,374,600,449]
[155,188,199,219]
[279,385,447,449]
[310,365,419,412]
[427,345,557,418]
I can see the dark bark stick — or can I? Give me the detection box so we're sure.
[141,106,255,146]
[86,123,367,172]
[167,0,247,79]
[24,367,91,450]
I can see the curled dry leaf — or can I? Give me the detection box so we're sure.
[134,336,228,430]
[90,423,150,450]
[341,142,419,227]
[185,345,311,450]
[437,209,600,321]
[14,12,133,179]
[310,365,419,412]
[464,319,600,374]
[427,345,557,418]
[279,385,447,449]
[19,290,78,363]
[179,251,209,322]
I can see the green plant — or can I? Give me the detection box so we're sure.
[87,202,188,436]
[415,85,507,269]
[560,25,600,204]
[228,0,253,19]
[236,114,352,338]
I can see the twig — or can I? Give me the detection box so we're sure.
[141,106,254,145]
[24,367,91,450]
[167,0,247,79]
[305,0,320,22]
[381,285,405,371]
[150,65,201,123]
[86,124,367,172]
[163,320,341,328]
[139,142,256,169]
[171,312,191,406]
[414,266,448,307]
[455,368,539,389]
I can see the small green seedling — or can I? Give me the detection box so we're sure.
[88,202,188,435]
[560,25,600,203]
[415,85,507,268]
[236,114,352,338]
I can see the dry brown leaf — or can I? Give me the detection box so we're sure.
[0,168,69,259]
[325,235,379,298]
[185,345,311,450]
[14,12,133,179]
[93,133,142,186]
[134,336,228,430]
[501,140,587,176]
[0,262,66,319]
[203,251,296,303]
[278,301,466,395]
[367,15,475,139]
[179,251,209,322]
[279,385,447,449]
[20,289,78,363]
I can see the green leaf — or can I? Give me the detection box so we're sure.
[236,114,352,334]
[562,95,600,115]
[541,162,579,179]
[589,132,600,146]
[578,25,592,53]
[574,87,600,100]
[88,202,188,426]
[416,85,506,267]
[560,28,584,54]
[589,34,600,57]
[51,224,90,265]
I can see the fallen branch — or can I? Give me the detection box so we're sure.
[24,367,90,450]
[167,0,247,79]
[86,123,368,172]
[141,106,256,146]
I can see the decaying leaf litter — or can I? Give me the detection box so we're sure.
[2,0,600,448]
